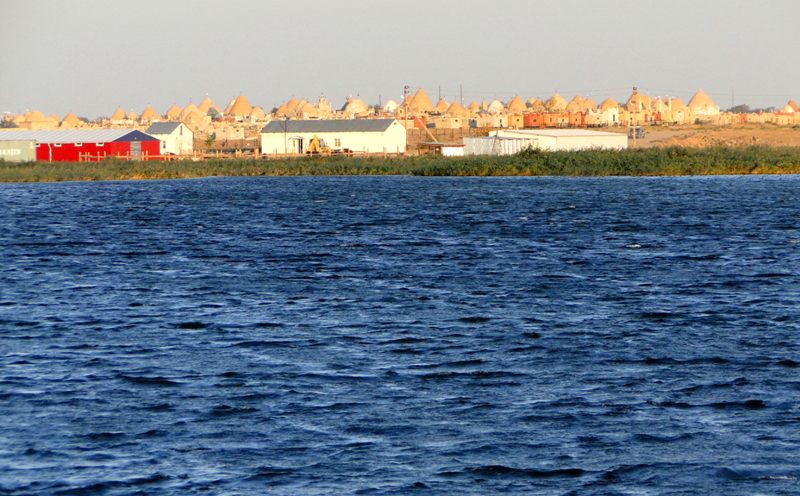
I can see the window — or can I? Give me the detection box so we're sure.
[334,138,341,147]
[53,143,62,147]
[75,143,82,147]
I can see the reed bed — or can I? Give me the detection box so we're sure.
[2,146,800,183]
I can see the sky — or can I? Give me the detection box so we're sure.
[2,0,798,118]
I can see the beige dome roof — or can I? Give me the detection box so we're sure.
[409,89,434,113]
[111,107,126,120]
[198,97,217,114]
[342,96,369,114]
[626,90,651,112]
[274,104,288,118]
[687,90,716,110]
[181,103,200,120]
[434,98,450,113]
[382,99,399,113]
[565,100,582,113]
[788,99,799,112]
[583,97,597,111]
[228,95,253,117]
[446,101,469,117]
[296,100,320,118]
[487,99,505,114]
[668,97,686,110]
[165,105,182,120]
[468,101,481,112]
[545,93,567,111]
[527,98,545,112]
[140,105,159,122]
[250,106,267,119]
[25,111,48,122]
[61,112,81,127]
[507,95,527,113]
[285,97,300,113]
[781,104,795,114]
[127,111,137,120]
[599,98,619,111]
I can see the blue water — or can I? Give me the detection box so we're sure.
[1,176,799,495]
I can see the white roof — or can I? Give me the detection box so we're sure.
[499,129,624,138]
[0,129,148,143]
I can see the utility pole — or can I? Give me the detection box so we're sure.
[403,85,410,153]
[632,86,637,149]
[460,84,463,105]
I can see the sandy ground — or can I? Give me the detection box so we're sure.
[608,125,800,148]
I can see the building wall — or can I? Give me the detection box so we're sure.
[153,124,194,155]
[261,124,406,155]
[34,140,160,162]
[495,130,627,151]
[0,140,36,162]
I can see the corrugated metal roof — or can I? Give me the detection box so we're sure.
[261,119,397,134]
[0,129,157,143]
[145,122,181,135]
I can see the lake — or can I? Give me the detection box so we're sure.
[1,175,799,494]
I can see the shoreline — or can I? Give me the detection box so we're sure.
[3,145,800,183]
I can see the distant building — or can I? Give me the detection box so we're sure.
[260,119,406,155]
[146,122,193,155]
[464,129,627,155]
[0,129,160,161]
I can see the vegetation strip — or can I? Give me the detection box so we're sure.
[3,146,800,183]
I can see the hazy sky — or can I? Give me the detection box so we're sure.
[2,0,798,118]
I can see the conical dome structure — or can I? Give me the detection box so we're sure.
[565,100,582,113]
[61,112,81,128]
[507,95,526,113]
[274,103,288,118]
[140,105,159,123]
[409,88,434,114]
[527,98,545,112]
[285,97,300,114]
[110,107,126,121]
[181,103,200,120]
[467,101,481,113]
[600,98,619,111]
[545,93,567,111]
[487,100,505,115]
[788,99,799,113]
[626,90,652,112]
[250,106,267,120]
[434,98,450,113]
[583,97,597,111]
[227,95,253,117]
[446,101,469,117]
[165,105,182,120]
[198,97,217,114]
[687,89,719,116]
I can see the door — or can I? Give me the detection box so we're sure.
[130,141,141,160]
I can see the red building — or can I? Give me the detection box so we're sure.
[0,129,160,162]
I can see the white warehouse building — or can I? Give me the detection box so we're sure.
[260,119,406,155]
[145,122,193,155]
[464,129,628,156]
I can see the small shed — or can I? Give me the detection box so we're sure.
[146,122,193,155]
